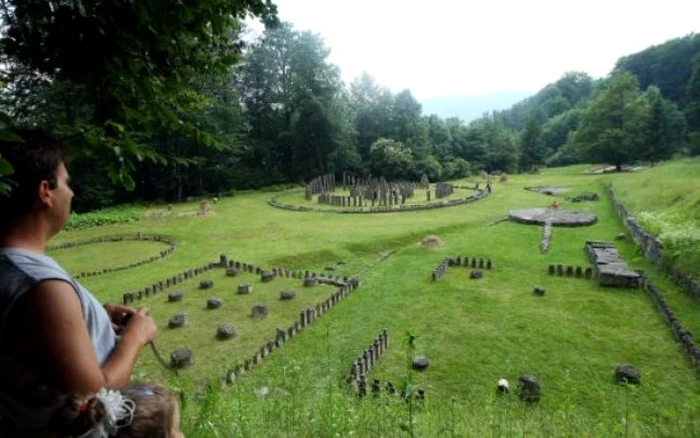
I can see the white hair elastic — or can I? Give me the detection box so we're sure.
[78,388,135,438]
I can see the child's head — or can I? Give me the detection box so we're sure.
[50,383,183,438]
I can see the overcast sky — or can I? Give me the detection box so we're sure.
[252,0,700,100]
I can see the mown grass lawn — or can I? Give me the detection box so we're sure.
[51,162,700,436]
[48,240,171,274]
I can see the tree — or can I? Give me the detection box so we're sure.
[465,116,518,173]
[238,22,349,182]
[368,138,414,180]
[546,131,582,167]
[686,53,700,132]
[392,89,428,152]
[540,108,582,157]
[519,117,545,172]
[426,115,452,160]
[348,73,395,162]
[442,158,471,179]
[614,33,700,106]
[575,73,649,170]
[0,0,277,187]
[644,86,686,165]
[413,155,442,181]
[556,71,595,106]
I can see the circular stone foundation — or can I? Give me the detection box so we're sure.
[269,185,490,214]
[46,233,176,278]
[508,208,597,227]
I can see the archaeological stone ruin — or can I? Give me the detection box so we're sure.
[585,241,640,288]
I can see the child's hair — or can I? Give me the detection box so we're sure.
[50,383,179,438]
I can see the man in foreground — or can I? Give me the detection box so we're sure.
[0,130,159,436]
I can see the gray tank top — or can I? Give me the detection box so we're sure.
[0,247,116,432]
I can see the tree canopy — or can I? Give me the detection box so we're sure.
[1,8,699,206]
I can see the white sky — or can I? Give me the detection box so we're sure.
[252,0,700,100]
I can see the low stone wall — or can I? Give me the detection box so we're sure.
[343,331,426,400]
[121,261,213,305]
[432,259,449,281]
[547,264,592,279]
[641,275,700,374]
[606,184,700,299]
[432,255,493,281]
[48,233,176,279]
[269,189,490,214]
[346,330,389,385]
[352,377,425,400]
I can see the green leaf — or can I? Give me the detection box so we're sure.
[121,173,136,191]
[0,130,25,143]
[0,181,12,196]
[0,157,14,176]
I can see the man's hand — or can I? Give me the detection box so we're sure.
[121,307,158,347]
[104,303,136,332]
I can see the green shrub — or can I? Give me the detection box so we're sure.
[64,206,141,231]
[638,211,700,273]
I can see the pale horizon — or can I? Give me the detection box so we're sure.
[249,0,700,100]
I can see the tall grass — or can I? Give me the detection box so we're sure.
[176,371,699,437]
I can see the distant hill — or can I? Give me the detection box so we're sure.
[421,91,534,122]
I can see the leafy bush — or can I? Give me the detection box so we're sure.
[64,206,141,231]
[638,211,700,273]
[442,158,471,179]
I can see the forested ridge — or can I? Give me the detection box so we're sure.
[0,2,698,211]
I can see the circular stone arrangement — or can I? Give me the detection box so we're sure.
[268,179,490,215]
[46,233,176,279]
[508,208,597,227]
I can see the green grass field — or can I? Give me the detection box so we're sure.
[47,240,171,274]
[48,161,700,437]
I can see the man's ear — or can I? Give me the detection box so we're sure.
[38,180,54,208]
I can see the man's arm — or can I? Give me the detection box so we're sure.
[7,280,156,393]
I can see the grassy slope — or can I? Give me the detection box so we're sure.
[606,159,700,221]
[49,163,700,436]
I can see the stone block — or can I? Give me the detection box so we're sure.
[280,289,297,300]
[216,323,236,340]
[251,305,269,318]
[517,375,541,402]
[168,292,184,303]
[261,271,275,283]
[615,364,641,384]
[207,298,223,309]
[168,313,186,329]
[170,348,193,369]
[412,356,430,371]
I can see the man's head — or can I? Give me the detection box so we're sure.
[0,129,73,238]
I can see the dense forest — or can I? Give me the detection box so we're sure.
[0,2,698,211]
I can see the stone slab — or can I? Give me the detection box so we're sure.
[509,208,597,227]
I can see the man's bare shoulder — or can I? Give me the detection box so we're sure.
[5,280,83,346]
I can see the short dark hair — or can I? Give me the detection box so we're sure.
[0,129,66,232]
